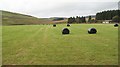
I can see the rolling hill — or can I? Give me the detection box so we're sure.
[1,10,97,25]
[1,10,56,25]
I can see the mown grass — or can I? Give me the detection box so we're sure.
[0,26,2,66]
[2,24,118,65]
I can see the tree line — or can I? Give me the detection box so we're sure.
[96,10,120,20]
[68,16,86,23]
[67,10,120,23]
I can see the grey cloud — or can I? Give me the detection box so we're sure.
[1,1,118,18]
[30,2,118,18]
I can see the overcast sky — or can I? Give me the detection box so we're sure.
[0,0,119,18]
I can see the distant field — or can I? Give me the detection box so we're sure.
[2,24,118,65]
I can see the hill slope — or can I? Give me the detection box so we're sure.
[2,10,53,25]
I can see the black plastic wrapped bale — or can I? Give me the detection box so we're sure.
[62,28,70,34]
[88,28,97,34]
[53,24,56,27]
[114,23,119,27]
[67,24,70,27]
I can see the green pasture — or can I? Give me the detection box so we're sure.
[2,24,118,65]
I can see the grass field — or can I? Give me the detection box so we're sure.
[2,24,118,65]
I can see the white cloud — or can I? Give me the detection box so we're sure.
[0,0,119,18]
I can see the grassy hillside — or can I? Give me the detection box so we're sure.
[2,10,54,25]
[3,24,118,65]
